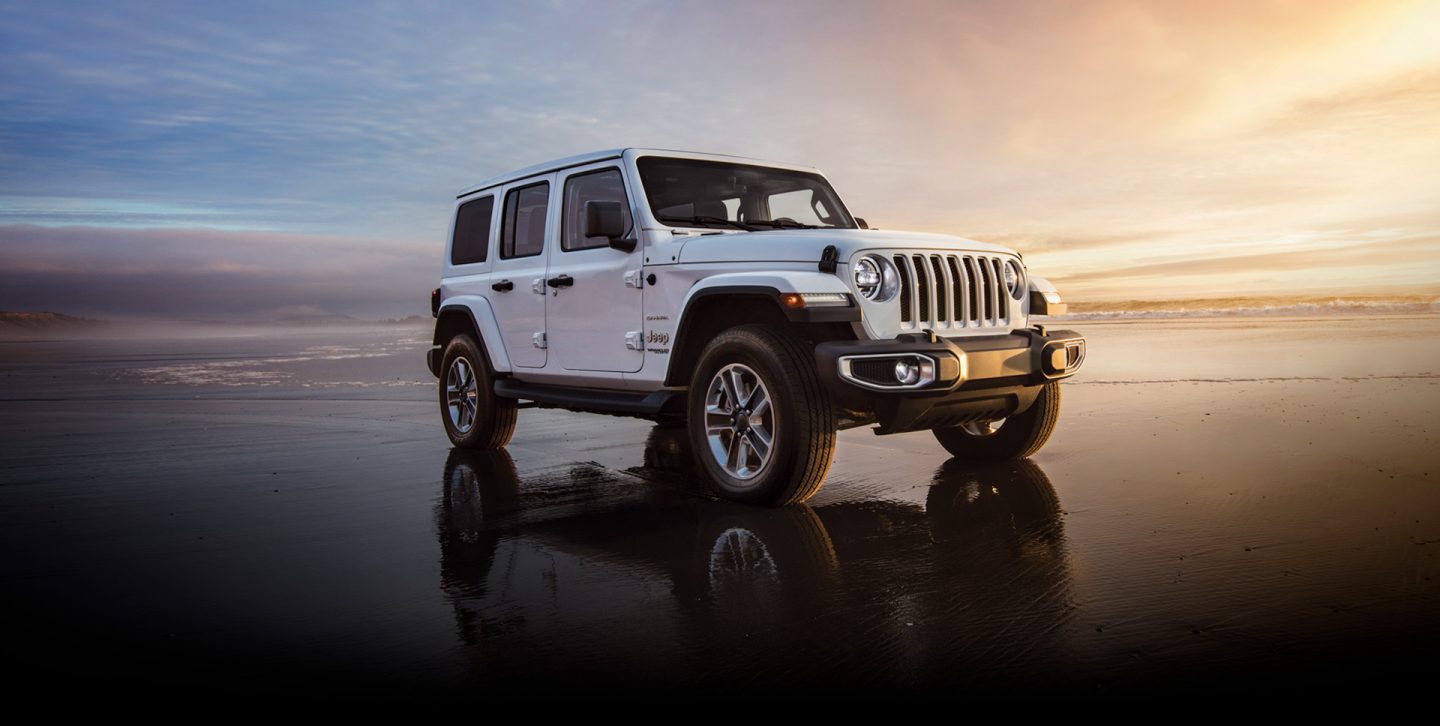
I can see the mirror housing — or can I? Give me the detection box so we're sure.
[855,217,869,229]
[584,200,635,251]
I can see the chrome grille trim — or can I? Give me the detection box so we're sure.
[893,253,1012,330]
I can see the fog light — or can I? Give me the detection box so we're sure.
[894,359,921,385]
[838,353,939,390]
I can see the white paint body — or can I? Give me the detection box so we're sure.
[438,149,1054,392]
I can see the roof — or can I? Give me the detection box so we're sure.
[457,149,625,198]
[456,148,822,199]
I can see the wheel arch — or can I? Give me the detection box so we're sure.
[433,297,511,373]
[664,282,858,388]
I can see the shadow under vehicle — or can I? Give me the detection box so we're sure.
[437,426,1077,693]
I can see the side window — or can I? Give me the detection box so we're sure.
[450,195,494,266]
[563,169,632,251]
[500,182,550,259]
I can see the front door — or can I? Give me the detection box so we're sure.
[487,175,553,369]
[546,164,644,373]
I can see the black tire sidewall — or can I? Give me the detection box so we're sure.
[688,329,808,505]
[439,334,499,448]
[932,381,1060,460]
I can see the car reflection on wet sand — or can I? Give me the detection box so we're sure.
[438,425,1073,692]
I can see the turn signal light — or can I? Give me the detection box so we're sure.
[779,292,851,309]
[1048,347,1067,372]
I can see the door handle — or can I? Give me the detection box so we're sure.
[545,274,574,289]
[491,279,514,292]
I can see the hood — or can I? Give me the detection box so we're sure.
[673,229,1018,265]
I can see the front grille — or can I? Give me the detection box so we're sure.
[893,253,1011,329]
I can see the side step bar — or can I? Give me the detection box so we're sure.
[494,379,686,420]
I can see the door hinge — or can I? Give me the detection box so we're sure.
[624,269,644,289]
[532,332,547,349]
[624,331,644,351]
[531,278,545,294]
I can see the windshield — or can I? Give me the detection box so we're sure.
[636,156,856,230]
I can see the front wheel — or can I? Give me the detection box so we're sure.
[931,380,1061,460]
[687,325,836,506]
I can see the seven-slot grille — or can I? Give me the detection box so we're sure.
[893,253,1011,329]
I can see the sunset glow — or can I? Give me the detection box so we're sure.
[1,0,1437,316]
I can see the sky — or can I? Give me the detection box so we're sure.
[1,0,1438,319]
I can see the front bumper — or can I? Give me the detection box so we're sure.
[814,327,1085,434]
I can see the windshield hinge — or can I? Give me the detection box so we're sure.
[818,245,839,274]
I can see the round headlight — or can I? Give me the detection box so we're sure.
[853,254,899,302]
[1004,260,1024,299]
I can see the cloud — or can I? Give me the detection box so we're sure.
[1057,234,1440,284]
[1,0,1438,314]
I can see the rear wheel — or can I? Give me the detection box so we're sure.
[687,325,836,506]
[931,380,1061,460]
[439,334,517,450]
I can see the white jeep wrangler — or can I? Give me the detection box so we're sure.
[428,149,1084,506]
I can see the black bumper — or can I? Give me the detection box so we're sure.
[814,327,1085,435]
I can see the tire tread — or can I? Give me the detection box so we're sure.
[440,334,518,450]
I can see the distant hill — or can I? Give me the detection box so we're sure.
[0,311,109,335]
[0,310,429,340]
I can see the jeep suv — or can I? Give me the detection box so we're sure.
[427,149,1084,505]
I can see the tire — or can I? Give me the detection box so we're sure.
[686,324,836,506]
[438,333,517,450]
[931,380,1061,460]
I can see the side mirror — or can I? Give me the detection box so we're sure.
[585,200,635,252]
[855,217,869,229]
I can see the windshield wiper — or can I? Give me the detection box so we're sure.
[746,218,821,229]
[657,215,758,232]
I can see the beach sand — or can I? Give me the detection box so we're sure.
[1,314,1437,694]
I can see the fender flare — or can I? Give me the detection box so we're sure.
[1026,276,1066,316]
[678,271,857,322]
[435,296,512,373]
[665,272,859,386]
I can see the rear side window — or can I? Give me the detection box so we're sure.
[450,195,494,265]
[501,182,550,259]
[562,169,632,251]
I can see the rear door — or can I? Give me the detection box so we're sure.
[546,163,645,373]
[487,174,554,369]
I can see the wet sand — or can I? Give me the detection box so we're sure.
[2,316,1438,695]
